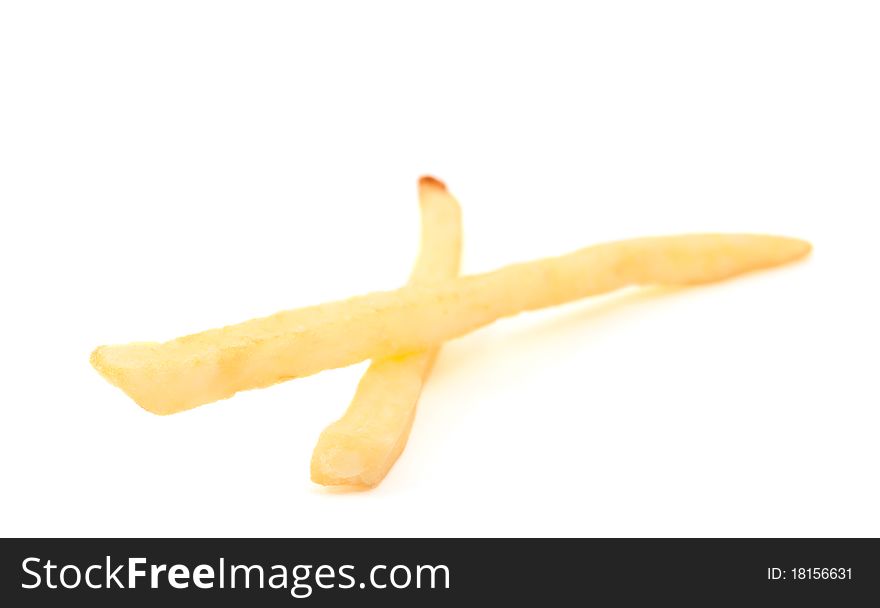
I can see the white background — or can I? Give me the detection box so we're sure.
[1,1,878,537]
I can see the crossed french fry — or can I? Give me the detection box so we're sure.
[91,177,811,489]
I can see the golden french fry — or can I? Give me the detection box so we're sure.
[310,176,462,488]
[91,233,810,415]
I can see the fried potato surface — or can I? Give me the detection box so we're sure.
[91,233,810,414]
[310,177,462,488]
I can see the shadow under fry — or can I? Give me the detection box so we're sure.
[369,285,693,492]
[311,483,375,496]
[316,273,792,492]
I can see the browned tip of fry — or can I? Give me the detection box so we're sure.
[418,175,447,191]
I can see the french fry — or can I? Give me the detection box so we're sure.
[91,233,810,415]
[310,176,462,488]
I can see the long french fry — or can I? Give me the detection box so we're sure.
[310,177,462,488]
[91,233,810,415]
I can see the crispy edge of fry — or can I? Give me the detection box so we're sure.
[91,233,811,414]
[310,176,462,488]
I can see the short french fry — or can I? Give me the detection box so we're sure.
[311,177,462,487]
[91,233,811,415]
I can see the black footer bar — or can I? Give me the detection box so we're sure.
[2,538,877,605]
